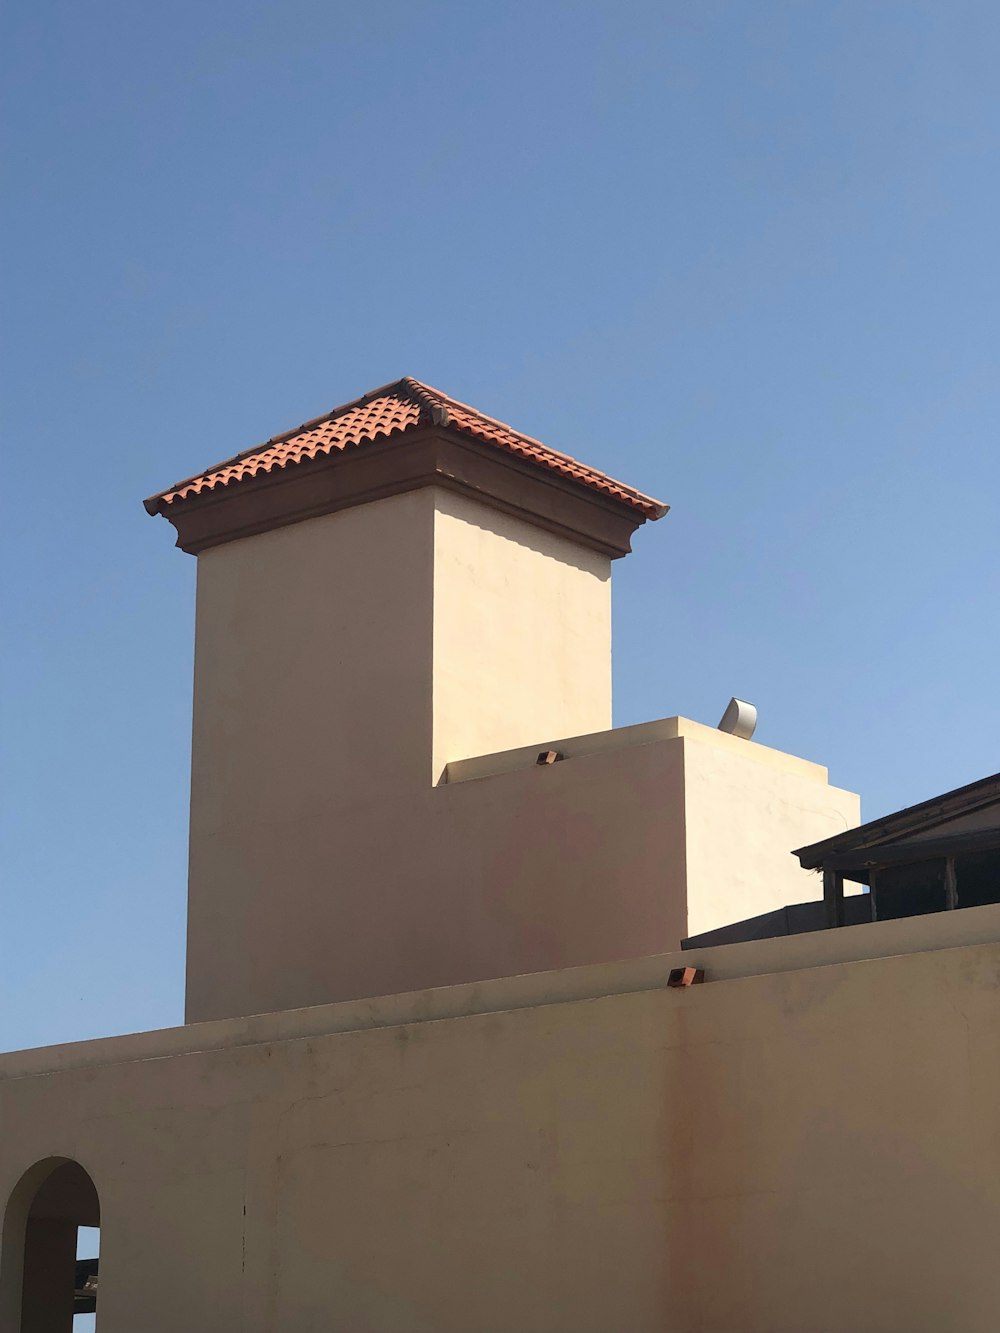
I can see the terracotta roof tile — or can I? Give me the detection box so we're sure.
[145,378,667,520]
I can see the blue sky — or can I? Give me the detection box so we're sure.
[2,0,999,1055]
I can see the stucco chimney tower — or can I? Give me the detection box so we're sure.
[146,379,666,1021]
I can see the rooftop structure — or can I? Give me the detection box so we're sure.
[3,379,998,1332]
[796,768,1000,919]
[140,378,858,1024]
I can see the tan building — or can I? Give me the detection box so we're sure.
[3,378,999,1331]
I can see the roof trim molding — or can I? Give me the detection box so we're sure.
[148,427,649,558]
[144,377,668,529]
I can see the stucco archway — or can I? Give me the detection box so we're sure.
[0,1157,100,1331]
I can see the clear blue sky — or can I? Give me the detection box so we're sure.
[2,0,999,1054]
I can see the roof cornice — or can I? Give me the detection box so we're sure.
[148,426,651,558]
[144,378,667,558]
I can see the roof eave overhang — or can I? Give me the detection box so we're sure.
[793,772,1000,870]
[145,426,660,560]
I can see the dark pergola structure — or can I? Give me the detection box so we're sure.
[794,771,1000,929]
[74,1257,98,1316]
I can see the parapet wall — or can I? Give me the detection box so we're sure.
[4,910,1000,1332]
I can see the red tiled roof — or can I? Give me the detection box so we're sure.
[145,378,667,520]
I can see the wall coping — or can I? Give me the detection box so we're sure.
[4,901,1000,1082]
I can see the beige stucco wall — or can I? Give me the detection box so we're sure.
[184,715,858,1024]
[186,488,618,1021]
[4,919,1000,1332]
[185,726,690,1023]
[431,489,611,781]
[185,489,858,1023]
[678,718,861,935]
[461,714,860,939]
[190,488,437,815]
[187,490,435,1024]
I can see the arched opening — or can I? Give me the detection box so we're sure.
[1,1158,100,1332]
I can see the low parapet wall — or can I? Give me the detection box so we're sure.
[3,919,1000,1331]
[5,900,1000,1082]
